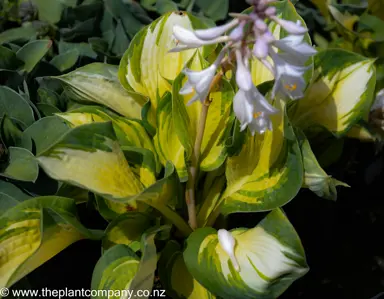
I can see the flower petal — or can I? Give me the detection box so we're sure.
[195,75,212,94]
[275,34,304,46]
[274,74,306,100]
[234,89,253,128]
[179,81,194,95]
[249,113,273,135]
[194,19,239,40]
[252,88,279,114]
[274,35,317,58]
[173,25,202,47]
[186,93,201,106]
[172,25,230,48]
[184,68,209,84]
[271,17,308,35]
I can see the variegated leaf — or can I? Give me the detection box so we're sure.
[183,208,308,299]
[289,49,376,136]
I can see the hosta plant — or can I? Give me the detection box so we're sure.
[0,0,379,298]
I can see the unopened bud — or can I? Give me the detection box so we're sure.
[235,50,253,91]
[262,31,275,43]
[253,38,269,59]
[229,21,246,41]
[257,0,268,10]
[265,6,276,17]
[255,19,268,32]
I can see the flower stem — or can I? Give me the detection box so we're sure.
[185,103,208,230]
[185,72,223,230]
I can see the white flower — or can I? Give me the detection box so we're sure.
[273,34,317,65]
[268,33,316,100]
[170,25,230,53]
[270,51,308,100]
[218,229,240,272]
[233,49,277,134]
[194,19,239,40]
[179,50,224,105]
[233,85,278,134]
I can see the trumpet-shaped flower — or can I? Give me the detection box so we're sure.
[273,34,317,65]
[218,229,240,272]
[233,85,278,134]
[270,50,309,100]
[179,51,225,105]
[267,33,316,100]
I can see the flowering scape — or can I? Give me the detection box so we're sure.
[171,0,317,135]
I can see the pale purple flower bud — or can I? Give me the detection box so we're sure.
[271,17,308,35]
[229,21,246,41]
[249,12,258,21]
[235,49,253,91]
[257,0,268,10]
[255,19,268,32]
[253,38,269,59]
[265,6,276,17]
[262,31,275,43]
